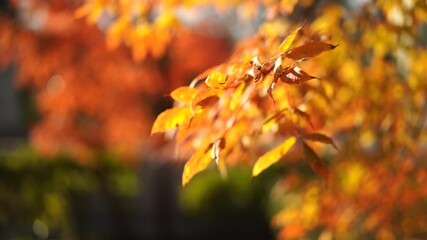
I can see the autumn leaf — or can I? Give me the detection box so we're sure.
[170,86,199,104]
[261,59,275,75]
[252,136,296,176]
[278,66,316,84]
[151,106,192,135]
[303,141,329,181]
[302,133,338,149]
[205,71,228,89]
[278,26,302,53]
[106,17,130,50]
[248,56,262,81]
[284,41,338,60]
[190,88,219,115]
[292,107,314,128]
[182,144,213,186]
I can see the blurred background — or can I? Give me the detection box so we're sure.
[1,0,427,239]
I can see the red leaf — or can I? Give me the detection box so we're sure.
[278,66,315,84]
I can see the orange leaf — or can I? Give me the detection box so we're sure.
[302,133,338,149]
[284,41,337,60]
[182,144,213,186]
[170,86,199,104]
[190,88,219,115]
[107,18,130,50]
[252,137,296,176]
[151,106,192,135]
[303,141,329,181]
[205,71,228,89]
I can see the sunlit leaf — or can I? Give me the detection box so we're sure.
[252,136,296,177]
[170,86,199,104]
[151,106,192,135]
[284,41,338,60]
[303,141,329,181]
[278,26,302,53]
[205,71,228,89]
[182,144,213,186]
[302,133,338,149]
[190,88,219,115]
[107,18,130,49]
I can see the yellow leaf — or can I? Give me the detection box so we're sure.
[252,136,296,176]
[190,88,219,115]
[151,106,192,135]
[87,4,104,24]
[182,145,213,186]
[205,71,227,89]
[278,26,302,53]
[155,11,180,29]
[170,86,199,104]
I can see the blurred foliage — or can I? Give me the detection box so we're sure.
[1,0,427,239]
[180,165,284,239]
[181,166,279,220]
[0,145,139,239]
[0,0,231,161]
